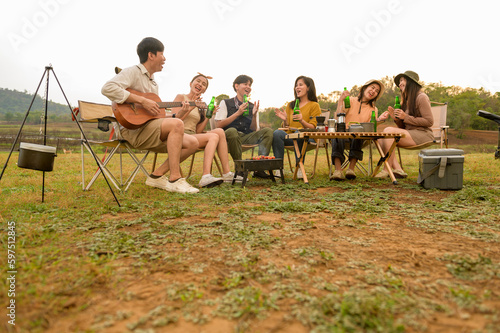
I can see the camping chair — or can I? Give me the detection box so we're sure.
[339,139,373,175]
[397,102,449,169]
[284,109,331,177]
[78,100,152,192]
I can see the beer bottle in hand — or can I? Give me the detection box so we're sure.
[371,110,377,132]
[206,96,215,119]
[293,99,300,115]
[394,95,401,109]
[243,94,249,116]
[343,87,351,109]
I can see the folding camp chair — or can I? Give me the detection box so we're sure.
[78,100,152,192]
[397,102,449,169]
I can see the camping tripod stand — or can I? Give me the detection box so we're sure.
[0,65,121,206]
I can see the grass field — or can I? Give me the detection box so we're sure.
[1,130,500,333]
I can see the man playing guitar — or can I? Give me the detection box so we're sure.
[101,37,199,194]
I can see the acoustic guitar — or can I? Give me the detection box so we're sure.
[112,89,206,129]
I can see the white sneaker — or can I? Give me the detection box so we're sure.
[296,169,303,179]
[198,174,224,188]
[165,178,199,193]
[222,172,244,183]
[145,175,168,189]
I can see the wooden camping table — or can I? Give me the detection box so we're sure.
[285,131,406,185]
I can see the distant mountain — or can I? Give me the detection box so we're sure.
[0,88,68,116]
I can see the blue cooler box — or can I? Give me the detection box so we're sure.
[418,149,464,190]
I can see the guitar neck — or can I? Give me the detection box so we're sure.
[158,101,205,109]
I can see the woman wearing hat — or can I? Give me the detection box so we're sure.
[376,70,434,178]
[330,79,385,181]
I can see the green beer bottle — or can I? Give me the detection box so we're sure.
[243,94,249,116]
[394,95,401,109]
[206,96,215,119]
[293,99,300,115]
[343,87,350,109]
[370,110,377,132]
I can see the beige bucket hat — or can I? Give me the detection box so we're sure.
[362,79,385,101]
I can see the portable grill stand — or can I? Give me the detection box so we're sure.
[0,65,120,206]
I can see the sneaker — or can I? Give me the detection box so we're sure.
[345,169,356,180]
[393,169,408,179]
[375,170,389,178]
[222,172,244,183]
[165,178,199,193]
[330,169,345,181]
[296,169,303,179]
[145,175,169,189]
[253,170,272,179]
[198,174,224,188]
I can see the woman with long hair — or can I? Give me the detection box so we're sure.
[272,76,322,178]
[330,79,385,181]
[376,70,434,178]
[171,73,242,187]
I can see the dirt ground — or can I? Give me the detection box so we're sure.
[4,129,500,333]
[40,186,500,333]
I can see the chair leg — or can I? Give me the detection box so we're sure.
[286,149,294,173]
[324,142,331,173]
[123,151,151,192]
[151,152,158,173]
[312,143,320,178]
[81,138,85,190]
[186,153,196,179]
[369,141,373,175]
[213,155,223,176]
[397,147,403,170]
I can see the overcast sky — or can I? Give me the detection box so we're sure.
[1,0,499,110]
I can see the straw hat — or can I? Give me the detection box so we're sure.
[394,70,422,87]
[362,79,385,101]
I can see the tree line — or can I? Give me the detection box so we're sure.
[3,81,500,136]
[0,88,69,123]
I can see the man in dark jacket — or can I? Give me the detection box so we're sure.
[215,75,273,178]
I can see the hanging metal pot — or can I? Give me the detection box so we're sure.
[18,142,57,172]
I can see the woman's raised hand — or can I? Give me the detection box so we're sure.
[274,107,287,121]
[340,88,350,100]
[378,110,390,121]
[387,106,396,119]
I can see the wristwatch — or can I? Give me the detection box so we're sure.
[172,113,176,118]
